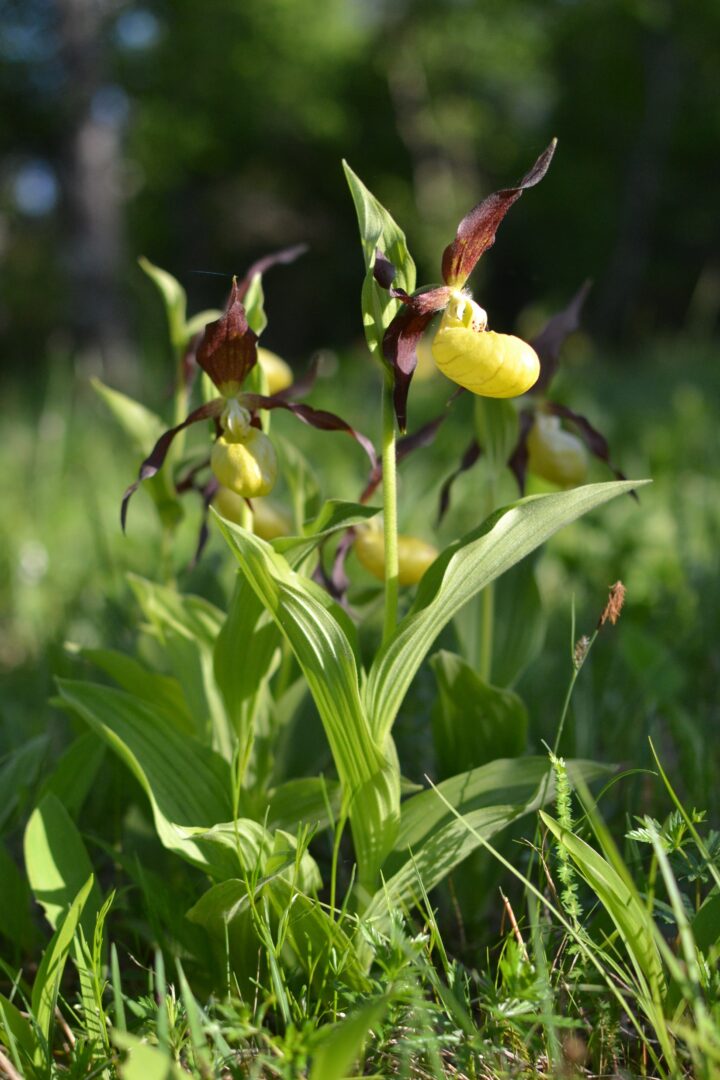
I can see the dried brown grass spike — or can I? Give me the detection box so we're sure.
[598,580,626,629]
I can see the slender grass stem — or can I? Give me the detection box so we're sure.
[381,376,399,645]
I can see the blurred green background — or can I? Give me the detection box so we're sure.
[2,0,719,813]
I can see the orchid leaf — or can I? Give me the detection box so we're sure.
[343,161,416,359]
[364,758,609,923]
[430,652,528,777]
[57,680,233,873]
[216,516,399,889]
[366,480,648,742]
[138,256,187,350]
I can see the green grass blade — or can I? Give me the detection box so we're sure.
[309,994,388,1080]
[31,875,94,1064]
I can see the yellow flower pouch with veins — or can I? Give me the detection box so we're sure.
[431,292,540,398]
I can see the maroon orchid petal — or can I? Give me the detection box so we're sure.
[121,399,224,531]
[175,456,212,494]
[197,280,258,394]
[547,402,637,499]
[272,357,320,403]
[532,280,592,394]
[313,529,356,605]
[437,438,482,524]
[240,393,377,469]
[359,410,451,503]
[234,243,309,300]
[189,475,221,569]
[508,409,535,496]
[382,286,452,433]
[373,249,397,289]
[440,140,557,288]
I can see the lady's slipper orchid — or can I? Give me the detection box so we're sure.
[354,526,438,587]
[121,277,376,529]
[375,140,557,431]
[435,282,634,519]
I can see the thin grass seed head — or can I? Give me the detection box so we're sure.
[550,751,584,925]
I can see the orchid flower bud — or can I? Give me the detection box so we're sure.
[355,528,438,587]
[432,291,540,398]
[211,429,278,498]
[527,413,588,488]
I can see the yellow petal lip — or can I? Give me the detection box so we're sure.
[355,530,439,587]
[431,319,540,398]
[527,415,588,488]
[210,430,278,498]
[213,487,291,538]
[257,348,293,395]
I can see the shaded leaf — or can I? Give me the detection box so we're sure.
[430,651,527,778]
[57,680,233,872]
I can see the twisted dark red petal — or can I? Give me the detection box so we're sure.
[121,398,223,531]
[234,243,308,300]
[240,393,377,469]
[546,402,637,499]
[507,409,535,496]
[441,140,557,287]
[382,286,452,433]
[532,280,592,394]
[437,438,482,524]
[360,410,452,503]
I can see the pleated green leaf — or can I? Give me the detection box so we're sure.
[216,516,399,889]
[367,480,647,741]
[24,795,101,939]
[57,680,232,873]
[129,575,232,757]
[343,161,416,358]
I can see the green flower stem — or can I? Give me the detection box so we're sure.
[381,376,399,645]
[240,499,254,533]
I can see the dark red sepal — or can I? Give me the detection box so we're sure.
[546,402,637,499]
[197,280,258,393]
[382,286,452,433]
[240,393,377,469]
[437,438,482,524]
[271,357,320,402]
[373,249,397,289]
[507,409,535,496]
[441,140,557,288]
[234,243,308,300]
[532,280,592,394]
[189,475,221,569]
[121,399,223,531]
